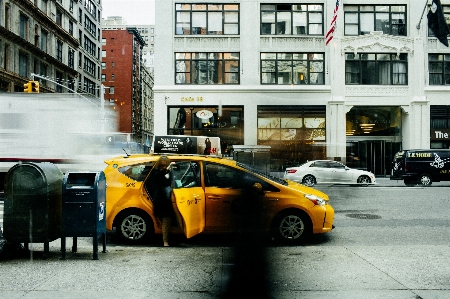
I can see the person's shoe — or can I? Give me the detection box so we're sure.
[163,241,169,247]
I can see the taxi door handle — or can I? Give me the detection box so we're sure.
[207,195,221,201]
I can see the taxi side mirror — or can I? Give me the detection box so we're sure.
[252,182,263,194]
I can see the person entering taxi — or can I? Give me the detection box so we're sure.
[148,155,174,247]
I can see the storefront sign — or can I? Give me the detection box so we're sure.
[196,109,213,119]
[431,129,450,141]
[181,96,203,102]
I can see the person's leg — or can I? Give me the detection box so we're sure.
[162,217,171,246]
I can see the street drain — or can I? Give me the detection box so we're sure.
[345,213,381,219]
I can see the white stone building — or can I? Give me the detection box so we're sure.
[154,0,450,176]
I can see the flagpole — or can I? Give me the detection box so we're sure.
[416,0,430,29]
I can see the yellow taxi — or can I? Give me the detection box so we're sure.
[104,153,334,244]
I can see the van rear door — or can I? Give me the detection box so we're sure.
[391,150,406,179]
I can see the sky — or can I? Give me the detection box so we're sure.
[102,0,155,25]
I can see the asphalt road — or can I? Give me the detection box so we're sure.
[1,180,450,299]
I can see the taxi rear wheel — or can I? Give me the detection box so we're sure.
[272,211,311,244]
[116,210,154,244]
[419,174,432,186]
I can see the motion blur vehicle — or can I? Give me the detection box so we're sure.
[284,160,376,187]
[391,149,450,186]
[103,154,334,245]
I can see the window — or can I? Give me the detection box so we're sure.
[5,5,10,30]
[68,77,74,92]
[257,105,326,169]
[261,4,323,35]
[175,52,239,84]
[101,74,106,81]
[112,62,114,67]
[56,40,63,62]
[102,38,106,45]
[85,0,97,17]
[40,63,47,86]
[109,86,114,94]
[19,14,28,39]
[56,10,62,26]
[344,5,406,36]
[79,8,83,23]
[41,30,48,52]
[69,21,73,35]
[79,53,82,67]
[84,35,96,56]
[261,53,324,84]
[84,77,96,95]
[4,44,10,71]
[102,50,106,57]
[111,74,115,80]
[34,25,39,47]
[70,0,74,12]
[119,162,154,181]
[68,48,75,68]
[429,54,450,85]
[19,52,28,77]
[84,57,96,76]
[345,53,407,85]
[101,62,106,69]
[84,15,96,37]
[175,4,239,35]
[56,71,63,92]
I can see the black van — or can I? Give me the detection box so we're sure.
[390,149,450,186]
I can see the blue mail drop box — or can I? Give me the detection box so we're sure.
[61,171,106,260]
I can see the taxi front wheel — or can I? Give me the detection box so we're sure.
[272,211,311,244]
[116,210,154,244]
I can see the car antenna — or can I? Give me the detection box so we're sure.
[123,148,130,157]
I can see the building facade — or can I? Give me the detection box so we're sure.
[102,27,148,144]
[154,0,450,176]
[102,16,155,73]
[0,0,102,96]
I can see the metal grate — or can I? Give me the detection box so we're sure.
[345,213,381,219]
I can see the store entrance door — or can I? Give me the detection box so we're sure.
[346,138,401,177]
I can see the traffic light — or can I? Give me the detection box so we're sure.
[31,81,39,93]
[23,82,31,93]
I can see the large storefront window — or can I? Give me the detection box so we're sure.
[346,106,402,176]
[168,106,244,154]
[431,105,450,149]
[257,105,326,171]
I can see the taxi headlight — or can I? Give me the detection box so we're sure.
[305,194,326,206]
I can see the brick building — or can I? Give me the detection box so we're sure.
[102,28,146,143]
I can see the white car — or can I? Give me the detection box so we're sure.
[284,160,376,187]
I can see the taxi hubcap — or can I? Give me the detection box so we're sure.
[121,215,147,240]
[279,215,304,239]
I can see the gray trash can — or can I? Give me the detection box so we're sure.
[61,171,106,260]
[3,162,63,255]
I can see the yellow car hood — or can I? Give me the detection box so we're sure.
[285,180,329,201]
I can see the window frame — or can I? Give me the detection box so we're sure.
[175,3,240,35]
[175,52,240,85]
[345,53,408,85]
[344,5,407,36]
[260,52,325,85]
[429,54,450,85]
[260,4,324,36]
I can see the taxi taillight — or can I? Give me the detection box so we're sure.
[286,169,297,174]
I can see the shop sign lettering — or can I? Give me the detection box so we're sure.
[181,96,203,102]
[407,152,432,158]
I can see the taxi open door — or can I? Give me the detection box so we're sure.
[170,161,205,238]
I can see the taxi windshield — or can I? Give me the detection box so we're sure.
[237,162,288,186]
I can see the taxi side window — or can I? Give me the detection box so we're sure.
[172,162,200,188]
[205,163,279,192]
[329,161,345,169]
[118,162,155,181]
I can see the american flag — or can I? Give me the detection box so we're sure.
[326,0,340,45]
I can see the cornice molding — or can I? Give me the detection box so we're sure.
[341,32,414,56]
